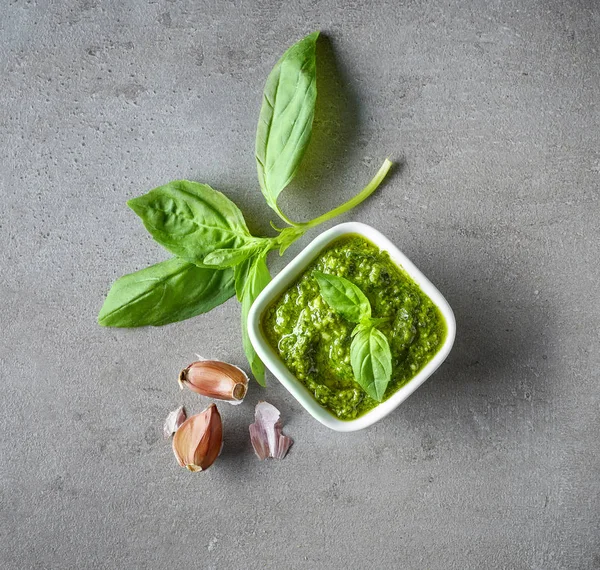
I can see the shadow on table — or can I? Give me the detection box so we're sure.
[389,253,552,433]
[288,33,362,202]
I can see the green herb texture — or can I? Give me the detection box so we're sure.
[98,32,393,385]
[315,271,393,400]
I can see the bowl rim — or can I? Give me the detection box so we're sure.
[247,222,456,432]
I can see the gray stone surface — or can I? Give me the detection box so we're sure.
[1,0,599,568]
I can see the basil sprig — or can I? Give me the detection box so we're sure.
[98,32,393,386]
[314,271,392,401]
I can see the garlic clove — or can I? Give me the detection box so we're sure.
[172,403,223,472]
[178,360,249,404]
[249,401,293,460]
[163,405,187,439]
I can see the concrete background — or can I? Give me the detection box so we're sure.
[1,0,599,568]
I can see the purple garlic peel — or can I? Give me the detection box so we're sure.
[163,406,187,439]
[249,401,293,460]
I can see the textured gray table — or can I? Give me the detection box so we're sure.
[2,1,599,569]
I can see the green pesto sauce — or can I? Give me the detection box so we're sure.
[262,235,447,421]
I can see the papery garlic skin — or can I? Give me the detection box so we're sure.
[178,360,248,404]
[172,403,223,472]
[163,406,187,439]
[249,401,293,460]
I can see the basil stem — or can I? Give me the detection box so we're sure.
[283,158,393,230]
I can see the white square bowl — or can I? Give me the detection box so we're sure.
[247,222,456,431]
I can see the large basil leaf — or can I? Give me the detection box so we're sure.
[237,254,271,385]
[128,180,253,266]
[314,271,371,323]
[255,32,319,215]
[98,258,235,327]
[350,326,392,402]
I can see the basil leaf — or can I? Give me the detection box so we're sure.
[232,245,271,301]
[203,241,266,269]
[276,226,305,255]
[350,326,392,402]
[255,31,319,215]
[314,271,371,323]
[128,180,252,266]
[233,258,251,302]
[98,258,234,327]
[237,254,271,385]
[351,322,370,338]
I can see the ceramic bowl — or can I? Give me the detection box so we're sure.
[247,222,456,431]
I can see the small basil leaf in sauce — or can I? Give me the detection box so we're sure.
[237,253,271,385]
[255,32,319,222]
[314,271,371,323]
[351,322,370,338]
[98,258,235,327]
[128,180,253,266]
[350,326,392,402]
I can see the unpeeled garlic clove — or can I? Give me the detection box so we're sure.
[178,360,248,404]
[172,403,223,472]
